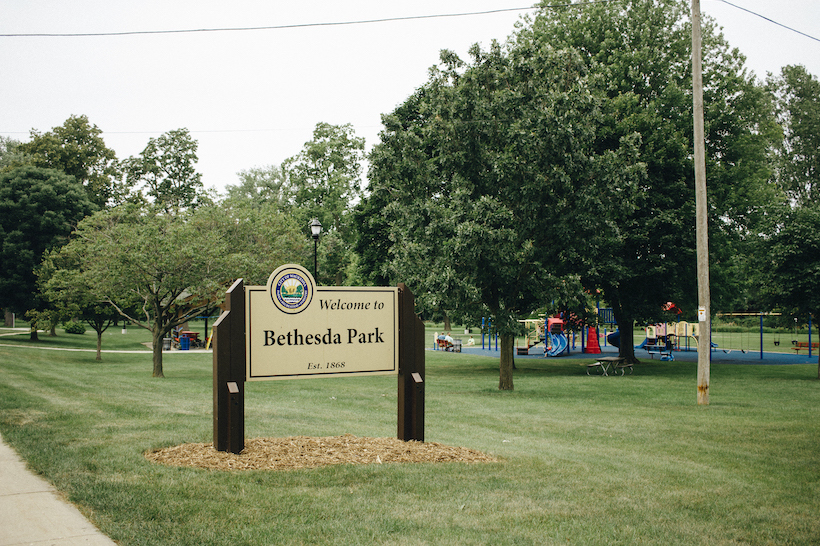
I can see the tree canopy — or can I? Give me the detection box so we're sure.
[367,40,643,389]
[757,203,820,375]
[38,247,121,360]
[0,136,24,171]
[768,64,820,206]
[60,202,307,377]
[757,64,820,376]
[519,0,777,358]
[225,165,291,212]
[283,122,365,285]
[16,115,119,209]
[0,166,96,316]
[123,128,209,211]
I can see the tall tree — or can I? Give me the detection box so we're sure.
[224,165,292,212]
[38,248,121,360]
[369,43,642,390]
[524,0,777,359]
[768,65,820,206]
[757,203,820,376]
[352,184,392,287]
[64,205,236,377]
[0,166,96,334]
[123,128,209,212]
[283,122,365,285]
[0,136,24,171]
[16,115,119,208]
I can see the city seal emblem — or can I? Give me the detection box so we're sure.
[267,264,315,314]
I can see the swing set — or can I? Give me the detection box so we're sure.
[711,312,815,358]
[713,313,754,354]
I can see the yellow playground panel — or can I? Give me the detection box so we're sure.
[647,321,700,349]
[519,319,545,349]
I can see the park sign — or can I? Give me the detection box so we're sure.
[213,270,423,454]
[245,264,398,380]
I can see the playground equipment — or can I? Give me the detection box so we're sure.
[791,315,815,355]
[546,317,569,357]
[607,329,621,348]
[481,317,498,351]
[517,319,544,355]
[639,324,674,360]
[636,313,810,361]
[584,327,602,354]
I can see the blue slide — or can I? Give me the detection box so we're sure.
[547,332,568,357]
[607,329,621,348]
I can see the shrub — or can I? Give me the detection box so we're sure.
[63,321,86,335]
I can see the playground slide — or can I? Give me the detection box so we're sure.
[547,332,568,357]
[635,338,647,349]
[607,329,621,348]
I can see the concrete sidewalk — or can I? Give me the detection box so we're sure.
[0,432,116,546]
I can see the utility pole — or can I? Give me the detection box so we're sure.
[692,0,710,405]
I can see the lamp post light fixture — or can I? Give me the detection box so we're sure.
[310,218,322,281]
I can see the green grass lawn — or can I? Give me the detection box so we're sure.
[0,320,215,352]
[1,338,819,545]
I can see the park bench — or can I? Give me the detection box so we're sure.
[791,341,819,354]
[646,335,675,361]
[646,348,674,360]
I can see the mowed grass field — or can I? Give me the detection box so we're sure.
[0,325,819,545]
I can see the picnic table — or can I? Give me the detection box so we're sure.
[587,355,633,376]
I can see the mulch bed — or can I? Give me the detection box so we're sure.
[145,434,498,471]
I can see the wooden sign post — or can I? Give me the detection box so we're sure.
[397,283,425,442]
[212,278,245,454]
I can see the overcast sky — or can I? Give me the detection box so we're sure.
[2,0,818,196]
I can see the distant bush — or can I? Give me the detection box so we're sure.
[64,321,86,335]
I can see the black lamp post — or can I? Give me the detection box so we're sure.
[310,218,322,280]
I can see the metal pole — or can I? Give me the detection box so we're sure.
[692,0,711,405]
[313,238,318,281]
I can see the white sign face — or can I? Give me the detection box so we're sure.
[698,306,707,322]
[245,264,399,381]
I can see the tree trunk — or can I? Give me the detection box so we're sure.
[443,311,452,333]
[612,303,639,364]
[50,324,57,336]
[29,328,39,342]
[152,327,165,378]
[499,333,515,390]
[618,325,639,363]
[96,331,103,361]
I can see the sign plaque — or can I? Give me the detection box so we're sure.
[245,264,399,380]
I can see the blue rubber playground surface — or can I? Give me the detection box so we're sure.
[446,342,817,365]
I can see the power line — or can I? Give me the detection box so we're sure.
[0,2,631,39]
[0,6,540,38]
[2,1,815,45]
[715,0,820,43]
